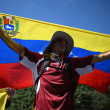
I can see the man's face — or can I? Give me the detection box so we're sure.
[51,38,67,55]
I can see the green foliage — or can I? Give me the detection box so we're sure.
[5,87,35,110]
[5,85,110,110]
[91,91,110,110]
[74,85,110,110]
[105,85,110,99]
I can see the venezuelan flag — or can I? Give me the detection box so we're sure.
[0,13,110,93]
[0,88,7,110]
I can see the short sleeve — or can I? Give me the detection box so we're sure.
[70,55,93,69]
[19,47,43,70]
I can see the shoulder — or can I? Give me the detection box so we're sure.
[69,55,93,68]
[70,55,93,61]
[20,47,44,62]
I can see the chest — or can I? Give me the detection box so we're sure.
[42,61,69,83]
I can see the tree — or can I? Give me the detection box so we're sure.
[5,87,35,110]
[74,85,110,110]
[6,85,110,110]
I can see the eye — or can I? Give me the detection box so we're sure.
[57,38,63,42]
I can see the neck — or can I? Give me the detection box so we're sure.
[44,53,65,58]
[51,53,64,59]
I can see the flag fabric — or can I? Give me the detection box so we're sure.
[0,88,8,110]
[0,13,110,93]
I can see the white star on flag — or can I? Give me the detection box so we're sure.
[39,51,43,55]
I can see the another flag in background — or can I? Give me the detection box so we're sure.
[0,88,7,110]
[0,13,110,93]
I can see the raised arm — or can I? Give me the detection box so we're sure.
[91,51,110,64]
[0,28,25,57]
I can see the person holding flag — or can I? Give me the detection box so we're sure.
[0,27,110,110]
[0,87,15,110]
[5,87,16,108]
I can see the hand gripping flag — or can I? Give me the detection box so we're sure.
[0,13,110,93]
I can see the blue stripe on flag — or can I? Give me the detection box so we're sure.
[0,38,110,74]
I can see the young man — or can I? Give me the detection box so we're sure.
[0,27,110,110]
[5,87,16,108]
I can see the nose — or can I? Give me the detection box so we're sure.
[60,41,66,46]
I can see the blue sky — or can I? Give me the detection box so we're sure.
[0,0,110,35]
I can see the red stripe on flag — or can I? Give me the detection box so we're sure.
[78,68,110,94]
[0,63,34,90]
[0,63,110,93]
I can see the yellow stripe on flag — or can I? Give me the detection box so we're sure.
[0,13,110,53]
[0,88,8,110]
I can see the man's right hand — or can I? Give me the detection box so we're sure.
[0,27,25,57]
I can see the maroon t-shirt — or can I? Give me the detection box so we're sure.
[19,48,93,110]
